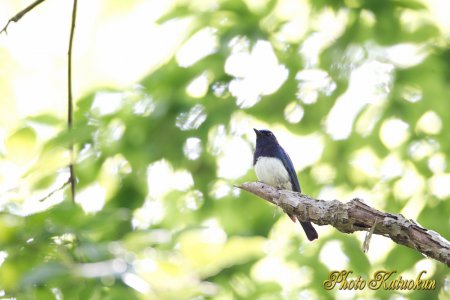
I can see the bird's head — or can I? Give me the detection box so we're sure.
[253,128,278,144]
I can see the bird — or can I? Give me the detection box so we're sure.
[253,128,318,241]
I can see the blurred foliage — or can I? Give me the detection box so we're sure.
[1,0,449,299]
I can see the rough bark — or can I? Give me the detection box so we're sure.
[239,182,450,268]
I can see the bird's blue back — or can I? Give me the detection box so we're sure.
[278,146,301,192]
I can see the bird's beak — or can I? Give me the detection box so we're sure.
[253,128,260,136]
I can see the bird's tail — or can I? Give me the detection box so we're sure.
[300,221,318,241]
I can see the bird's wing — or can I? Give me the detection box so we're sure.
[278,146,301,192]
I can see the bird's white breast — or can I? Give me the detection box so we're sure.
[254,156,292,190]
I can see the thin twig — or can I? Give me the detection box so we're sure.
[363,218,378,253]
[38,179,71,202]
[67,0,78,203]
[0,0,47,35]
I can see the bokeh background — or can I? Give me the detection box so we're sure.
[1,0,449,299]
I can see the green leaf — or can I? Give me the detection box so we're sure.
[27,114,63,126]
[393,0,426,10]
[5,126,37,162]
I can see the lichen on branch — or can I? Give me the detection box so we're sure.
[239,182,450,268]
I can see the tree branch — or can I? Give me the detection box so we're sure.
[0,0,47,35]
[239,182,450,268]
[67,0,78,203]
[38,179,70,202]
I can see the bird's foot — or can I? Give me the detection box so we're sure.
[287,213,297,223]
